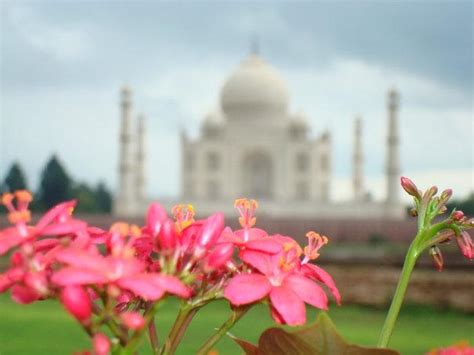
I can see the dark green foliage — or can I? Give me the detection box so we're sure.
[70,181,112,213]
[38,155,72,210]
[3,162,28,192]
[447,192,474,215]
[71,183,98,213]
[94,181,112,213]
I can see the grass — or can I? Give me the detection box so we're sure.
[0,294,473,355]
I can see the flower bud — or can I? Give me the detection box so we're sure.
[60,286,92,324]
[452,210,465,222]
[409,208,418,217]
[429,246,443,272]
[93,333,110,355]
[204,243,234,272]
[196,213,224,248]
[119,311,145,330]
[158,219,177,251]
[439,189,453,203]
[400,177,420,198]
[146,203,167,236]
[456,231,473,260]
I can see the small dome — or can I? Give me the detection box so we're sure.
[203,111,224,126]
[290,112,308,127]
[220,55,289,120]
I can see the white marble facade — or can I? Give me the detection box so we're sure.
[114,53,404,219]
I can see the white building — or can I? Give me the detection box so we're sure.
[113,52,404,219]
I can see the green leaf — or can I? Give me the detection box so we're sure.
[231,313,399,355]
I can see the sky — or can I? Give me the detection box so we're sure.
[1,0,473,203]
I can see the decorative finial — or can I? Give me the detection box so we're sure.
[250,34,260,56]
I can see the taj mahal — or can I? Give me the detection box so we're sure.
[113,51,404,219]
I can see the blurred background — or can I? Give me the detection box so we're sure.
[0,1,473,354]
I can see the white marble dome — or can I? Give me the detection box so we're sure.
[220,54,289,120]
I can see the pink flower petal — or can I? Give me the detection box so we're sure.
[301,264,341,305]
[147,274,191,298]
[0,228,22,255]
[11,285,40,304]
[239,250,273,275]
[118,275,165,301]
[269,286,306,326]
[245,239,282,254]
[283,274,328,310]
[55,249,106,270]
[224,273,271,305]
[41,220,87,236]
[234,228,268,242]
[52,267,108,286]
[0,273,13,292]
[36,200,76,231]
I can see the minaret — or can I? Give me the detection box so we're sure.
[115,86,135,216]
[135,114,146,205]
[386,88,400,204]
[353,116,364,201]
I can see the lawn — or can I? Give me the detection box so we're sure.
[0,294,473,354]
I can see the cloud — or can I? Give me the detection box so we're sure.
[3,3,92,61]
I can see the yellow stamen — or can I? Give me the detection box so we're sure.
[110,222,130,236]
[14,190,33,203]
[1,193,14,206]
[8,210,31,224]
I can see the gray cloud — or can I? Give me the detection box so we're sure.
[1,0,472,199]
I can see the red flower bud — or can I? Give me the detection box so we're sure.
[93,333,110,355]
[158,219,177,250]
[120,311,145,330]
[60,286,92,323]
[146,203,168,236]
[204,243,234,271]
[196,213,224,248]
[400,177,420,198]
[452,210,465,222]
[457,231,473,260]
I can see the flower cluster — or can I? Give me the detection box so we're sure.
[0,192,339,354]
[427,341,474,355]
[401,177,473,271]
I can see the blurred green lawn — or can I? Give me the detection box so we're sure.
[0,294,472,354]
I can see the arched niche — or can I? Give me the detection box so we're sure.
[241,151,274,200]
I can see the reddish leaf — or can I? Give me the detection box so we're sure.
[230,313,399,355]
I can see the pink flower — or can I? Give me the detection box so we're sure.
[225,231,340,325]
[0,192,86,255]
[52,248,191,301]
[93,333,110,355]
[120,311,145,330]
[60,286,92,323]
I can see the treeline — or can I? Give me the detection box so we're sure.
[1,155,112,213]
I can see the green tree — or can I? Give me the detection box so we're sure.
[94,181,112,213]
[71,183,98,213]
[446,192,474,215]
[3,162,28,192]
[38,155,72,210]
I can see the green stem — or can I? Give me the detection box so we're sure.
[121,301,163,355]
[196,306,251,355]
[377,240,419,348]
[161,304,199,355]
[148,318,160,354]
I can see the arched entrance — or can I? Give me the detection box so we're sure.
[242,151,274,199]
